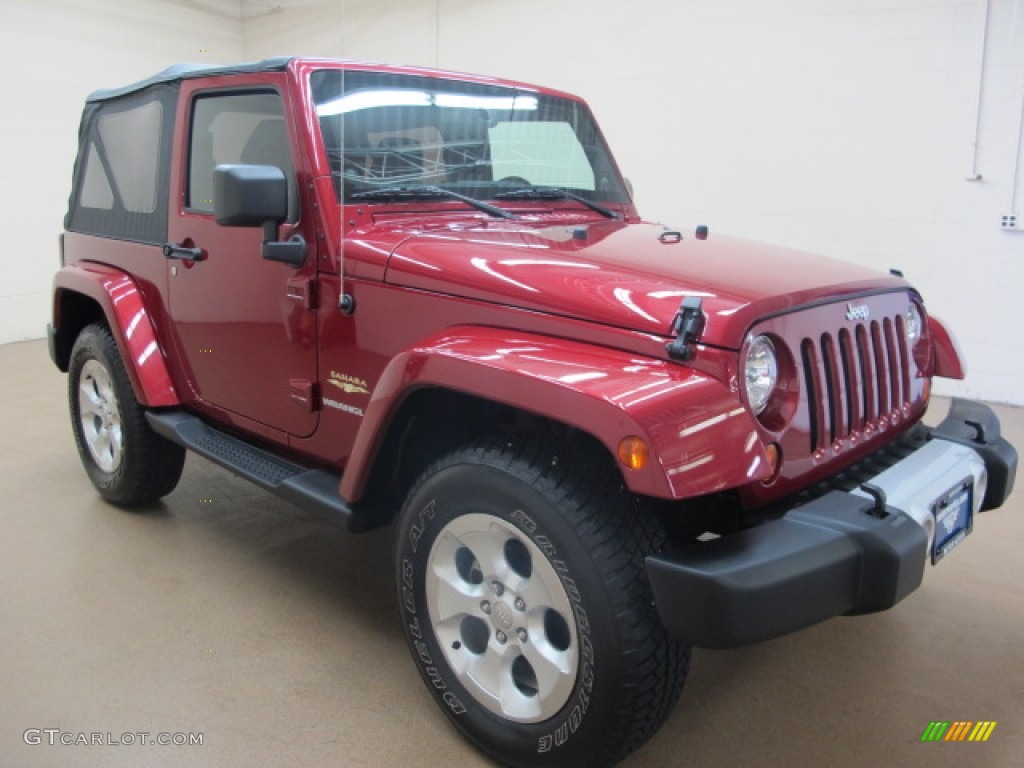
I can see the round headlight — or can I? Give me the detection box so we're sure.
[744,335,778,415]
[904,304,922,347]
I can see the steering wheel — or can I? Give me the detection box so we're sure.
[496,176,531,187]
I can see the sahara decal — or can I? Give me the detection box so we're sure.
[328,371,370,394]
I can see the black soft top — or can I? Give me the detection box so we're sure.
[86,57,294,102]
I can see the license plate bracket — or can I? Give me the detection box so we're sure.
[932,478,974,564]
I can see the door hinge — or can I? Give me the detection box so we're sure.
[289,379,317,411]
[286,277,316,310]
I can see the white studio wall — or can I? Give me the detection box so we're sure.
[0,0,242,346]
[2,0,1021,406]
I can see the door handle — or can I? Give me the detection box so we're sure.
[162,242,205,261]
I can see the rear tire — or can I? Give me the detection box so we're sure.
[68,323,185,505]
[395,437,689,768]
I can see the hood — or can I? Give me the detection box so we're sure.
[382,219,907,349]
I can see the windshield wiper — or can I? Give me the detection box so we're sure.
[350,185,517,220]
[494,187,621,219]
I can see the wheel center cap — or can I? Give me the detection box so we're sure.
[492,600,514,630]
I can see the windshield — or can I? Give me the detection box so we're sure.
[310,69,631,206]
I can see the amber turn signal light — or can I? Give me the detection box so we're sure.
[617,436,650,470]
[761,442,782,485]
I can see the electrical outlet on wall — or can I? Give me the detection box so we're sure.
[1000,213,1018,230]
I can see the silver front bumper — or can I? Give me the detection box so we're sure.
[851,439,987,559]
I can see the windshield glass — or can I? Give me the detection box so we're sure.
[310,69,630,205]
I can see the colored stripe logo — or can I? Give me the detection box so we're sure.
[921,721,996,742]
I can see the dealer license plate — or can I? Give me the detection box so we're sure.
[931,479,974,564]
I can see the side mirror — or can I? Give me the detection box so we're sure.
[213,164,288,226]
[623,177,635,202]
[213,164,306,267]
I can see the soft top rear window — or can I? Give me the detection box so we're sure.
[66,84,175,243]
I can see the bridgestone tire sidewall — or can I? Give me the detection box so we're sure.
[68,324,184,506]
[69,328,131,495]
[396,461,631,768]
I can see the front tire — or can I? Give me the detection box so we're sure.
[68,323,185,505]
[395,437,689,768]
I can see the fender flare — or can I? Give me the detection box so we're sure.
[52,263,179,407]
[340,326,770,502]
[928,314,966,380]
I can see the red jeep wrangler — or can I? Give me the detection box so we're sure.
[50,57,1016,767]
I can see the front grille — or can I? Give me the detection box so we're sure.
[799,313,912,453]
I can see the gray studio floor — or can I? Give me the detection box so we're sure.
[2,338,1021,768]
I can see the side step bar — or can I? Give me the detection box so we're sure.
[146,410,364,530]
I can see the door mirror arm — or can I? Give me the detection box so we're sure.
[261,221,306,267]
